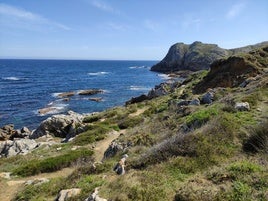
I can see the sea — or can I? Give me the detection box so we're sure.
[0,59,166,130]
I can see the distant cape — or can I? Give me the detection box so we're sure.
[151,41,268,73]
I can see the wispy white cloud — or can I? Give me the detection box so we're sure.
[107,22,130,31]
[143,20,160,32]
[0,3,70,31]
[90,0,116,13]
[226,2,246,19]
[181,17,202,31]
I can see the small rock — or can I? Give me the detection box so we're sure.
[177,100,190,106]
[25,178,49,186]
[235,102,250,111]
[201,91,214,104]
[56,147,62,151]
[56,188,81,201]
[0,172,11,179]
[189,98,200,106]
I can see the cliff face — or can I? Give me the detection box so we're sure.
[194,45,268,93]
[151,41,268,73]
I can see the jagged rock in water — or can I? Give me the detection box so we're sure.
[0,139,39,157]
[78,89,103,95]
[30,111,85,139]
[56,188,81,201]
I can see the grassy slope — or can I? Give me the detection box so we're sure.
[1,51,268,201]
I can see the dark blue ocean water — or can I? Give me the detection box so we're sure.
[0,59,165,129]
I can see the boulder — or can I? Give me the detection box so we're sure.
[30,111,85,139]
[0,139,39,157]
[201,91,214,104]
[0,125,31,141]
[235,102,250,111]
[102,140,131,161]
[56,188,81,201]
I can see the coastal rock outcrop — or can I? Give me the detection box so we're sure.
[126,80,182,105]
[151,41,268,73]
[0,138,39,157]
[30,111,85,139]
[151,41,229,73]
[194,46,268,93]
[78,89,103,95]
[0,124,31,141]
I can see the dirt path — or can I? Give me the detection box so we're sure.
[93,130,125,162]
[129,107,147,117]
[0,167,74,201]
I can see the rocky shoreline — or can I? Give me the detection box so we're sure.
[0,77,179,158]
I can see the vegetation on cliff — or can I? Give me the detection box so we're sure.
[151,41,268,73]
[0,45,267,201]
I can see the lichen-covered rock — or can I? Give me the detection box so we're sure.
[235,102,250,111]
[0,139,39,157]
[56,188,81,201]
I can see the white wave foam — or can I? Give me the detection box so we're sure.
[130,85,151,91]
[2,76,21,81]
[129,66,145,69]
[157,74,170,80]
[88,72,109,76]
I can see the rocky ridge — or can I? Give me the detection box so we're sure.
[151,41,268,73]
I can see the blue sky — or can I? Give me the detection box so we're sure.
[0,0,267,60]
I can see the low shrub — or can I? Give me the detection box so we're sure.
[118,116,144,129]
[83,114,101,123]
[243,121,268,153]
[185,106,218,128]
[72,122,119,146]
[12,149,93,177]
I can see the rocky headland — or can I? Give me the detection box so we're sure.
[0,42,267,201]
[151,41,268,73]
